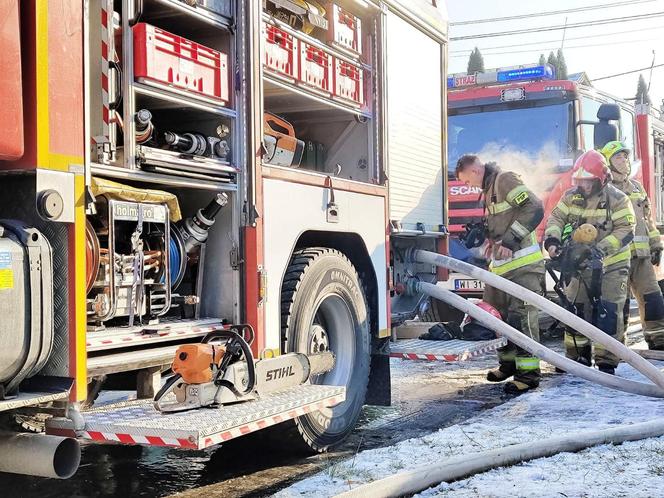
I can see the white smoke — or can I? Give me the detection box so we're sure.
[472,142,563,196]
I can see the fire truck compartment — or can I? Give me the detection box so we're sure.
[46,384,345,450]
[264,79,375,182]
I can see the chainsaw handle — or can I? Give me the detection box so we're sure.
[202,324,255,346]
[153,373,182,406]
[203,329,256,396]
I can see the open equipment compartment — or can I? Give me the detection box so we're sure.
[88,0,237,178]
[84,0,242,388]
[261,1,379,184]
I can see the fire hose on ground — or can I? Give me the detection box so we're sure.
[333,251,664,498]
[406,249,664,393]
[335,418,664,498]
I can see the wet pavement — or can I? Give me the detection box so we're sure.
[0,344,548,498]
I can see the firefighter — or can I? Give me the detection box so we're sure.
[544,150,636,374]
[456,155,545,394]
[601,141,664,350]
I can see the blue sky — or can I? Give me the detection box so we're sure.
[447,0,664,108]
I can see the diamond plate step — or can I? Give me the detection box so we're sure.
[46,384,345,449]
[390,338,507,361]
[0,377,73,412]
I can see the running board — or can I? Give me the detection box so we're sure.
[390,338,507,361]
[46,385,345,449]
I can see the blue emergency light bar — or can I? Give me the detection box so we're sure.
[448,64,556,89]
[497,65,554,82]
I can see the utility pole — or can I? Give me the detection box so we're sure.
[647,49,656,94]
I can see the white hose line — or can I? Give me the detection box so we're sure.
[336,417,664,498]
[411,249,664,389]
[420,283,664,397]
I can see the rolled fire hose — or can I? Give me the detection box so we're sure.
[335,417,664,498]
[408,249,664,390]
[415,282,664,398]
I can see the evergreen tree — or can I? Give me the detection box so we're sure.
[538,54,546,66]
[547,51,558,77]
[636,74,652,105]
[467,47,485,74]
[556,48,568,79]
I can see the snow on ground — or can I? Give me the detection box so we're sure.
[418,436,664,498]
[275,359,664,498]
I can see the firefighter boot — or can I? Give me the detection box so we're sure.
[505,355,540,394]
[597,364,616,375]
[487,344,516,382]
[561,330,592,368]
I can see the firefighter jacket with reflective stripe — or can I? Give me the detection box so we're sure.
[482,165,545,276]
[544,183,636,269]
[612,178,662,258]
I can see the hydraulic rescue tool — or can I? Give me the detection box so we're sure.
[86,183,229,326]
[177,193,228,253]
[154,328,335,412]
[263,113,305,167]
[164,131,231,161]
[545,223,606,362]
[135,109,156,145]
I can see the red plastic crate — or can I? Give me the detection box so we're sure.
[298,42,333,94]
[133,23,229,104]
[327,4,362,56]
[263,23,298,80]
[333,59,363,106]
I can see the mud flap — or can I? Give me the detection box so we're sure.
[365,338,391,407]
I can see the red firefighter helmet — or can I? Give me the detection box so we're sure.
[571,150,611,185]
[462,300,503,327]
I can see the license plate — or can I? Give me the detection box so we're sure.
[454,279,485,291]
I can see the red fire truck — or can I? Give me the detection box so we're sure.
[439,63,664,295]
[0,0,452,479]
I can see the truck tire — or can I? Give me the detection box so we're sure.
[282,248,370,452]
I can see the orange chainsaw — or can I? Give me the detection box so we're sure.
[154,327,335,412]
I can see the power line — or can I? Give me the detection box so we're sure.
[450,11,664,41]
[450,0,656,26]
[450,25,664,54]
[592,63,664,81]
[450,37,661,58]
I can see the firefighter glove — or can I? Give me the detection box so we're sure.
[544,237,561,256]
[500,231,520,252]
[652,249,662,267]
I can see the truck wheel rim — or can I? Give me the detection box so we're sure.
[309,324,329,354]
[310,293,355,387]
